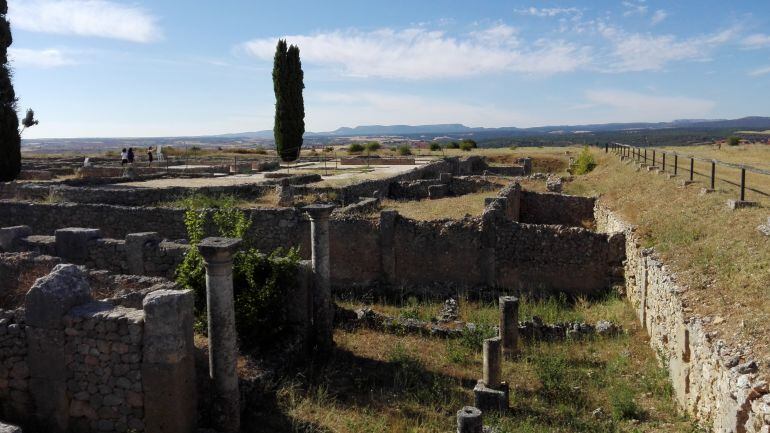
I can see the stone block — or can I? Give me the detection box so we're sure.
[26,264,92,329]
[125,232,161,275]
[726,200,758,210]
[142,356,197,433]
[757,217,770,236]
[142,289,194,364]
[473,380,508,412]
[646,166,660,172]
[439,172,453,183]
[54,228,101,261]
[428,184,448,199]
[0,421,23,433]
[0,226,31,252]
[456,406,483,433]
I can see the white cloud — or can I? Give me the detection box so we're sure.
[584,89,715,121]
[741,34,770,50]
[622,0,648,17]
[599,23,739,72]
[307,91,532,130]
[9,48,75,68]
[515,7,581,18]
[650,10,668,25]
[240,26,593,79]
[748,66,770,77]
[8,0,161,43]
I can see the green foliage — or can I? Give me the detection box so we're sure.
[273,39,305,162]
[365,141,381,152]
[348,143,365,153]
[446,141,460,149]
[727,136,740,146]
[457,324,497,352]
[461,138,477,148]
[175,196,301,350]
[574,146,598,175]
[396,144,412,156]
[0,2,20,182]
[429,142,442,152]
[609,385,644,421]
[459,141,474,151]
[532,352,584,404]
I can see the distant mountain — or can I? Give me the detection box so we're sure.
[327,124,489,135]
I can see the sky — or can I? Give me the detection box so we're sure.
[7,0,770,138]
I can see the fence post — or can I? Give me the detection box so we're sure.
[674,154,678,176]
[689,158,694,181]
[652,150,656,166]
[740,168,746,201]
[605,143,608,153]
[710,161,716,190]
[662,153,666,172]
[644,148,647,164]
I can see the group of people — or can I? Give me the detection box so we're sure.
[120,147,156,166]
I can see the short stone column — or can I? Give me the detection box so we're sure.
[0,225,31,252]
[54,227,101,262]
[474,336,508,412]
[482,337,502,388]
[198,237,242,433]
[456,406,483,433]
[499,296,519,359]
[125,232,160,275]
[303,204,336,356]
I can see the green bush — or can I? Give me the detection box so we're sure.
[461,139,477,149]
[175,198,300,350]
[446,142,460,149]
[459,141,474,151]
[348,143,365,153]
[573,146,597,175]
[609,385,644,420]
[396,145,412,156]
[365,141,381,152]
[429,143,442,152]
[727,136,740,146]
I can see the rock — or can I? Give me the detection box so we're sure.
[596,320,618,336]
[736,360,758,374]
[713,316,725,325]
[546,175,563,193]
[142,289,194,364]
[591,407,605,419]
[0,421,23,432]
[436,298,459,323]
[26,264,92,329]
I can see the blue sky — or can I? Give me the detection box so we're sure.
[7,0,770,138]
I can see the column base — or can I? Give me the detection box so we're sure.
[473,380,509,413]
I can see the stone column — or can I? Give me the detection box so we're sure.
[482,337,502,388]
[198,237,242,433]
[456,406,483,433]
[303,204,336,356]
[379,210,398,286]
[499,296,519,359]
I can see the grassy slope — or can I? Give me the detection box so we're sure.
[565,149,770,368]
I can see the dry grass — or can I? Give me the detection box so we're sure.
[564,149,770,368]
[379,190,501,220]
[272,297,699,433]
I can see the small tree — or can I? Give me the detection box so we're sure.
[446,141,460,149]
[461,138,478,149]
[396,145,412,156]
[365,141,381,152]
[429,142,441,152]
[459,141,474,151]
[348,143,364,154]
[273,40,305,162]
[727,136,740,147]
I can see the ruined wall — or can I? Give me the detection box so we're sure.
[519,191,596,227]
[0,261,197,433]
[594,205,770,433]
[329,218,381,287]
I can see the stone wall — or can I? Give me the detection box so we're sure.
[519,191,596,227]
[0,262,197,433]
[594,204,770,433]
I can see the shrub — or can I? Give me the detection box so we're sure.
[727,136,740,146]
[459,141,474,151]
[429,142,442,152]
[461,139,477,149]
[573,146,597,175]
[609,385,644,420]
[348,143,365,153]
[396,145,412,156]
[365,141,381,152]
[446,142,460,149]
[175,198,301,350]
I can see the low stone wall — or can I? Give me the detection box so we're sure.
[340,157,415,165]
[0,262,197,433]
[594,204,770,433]
[519,191,596,227]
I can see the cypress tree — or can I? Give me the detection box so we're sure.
[273,39,305,162]
[0,0,20,182]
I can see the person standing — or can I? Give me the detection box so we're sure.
[147,146,154,166]
[120,148,128,166]
[127,147,135,164]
